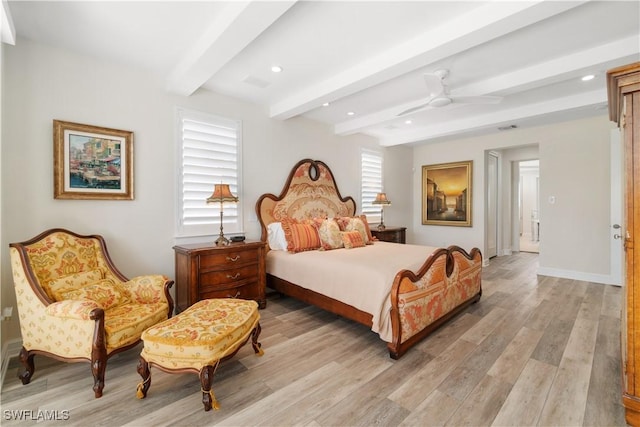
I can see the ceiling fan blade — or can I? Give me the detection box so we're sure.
[397,102,432,116]
[451,95,503,105]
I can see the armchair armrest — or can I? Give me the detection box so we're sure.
[123,275,172,305]
[45,300,102,320]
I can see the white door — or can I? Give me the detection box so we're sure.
[486,152,498,258]
[611,128,623,285]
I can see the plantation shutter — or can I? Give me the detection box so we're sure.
[178,108,242,237]
[361,149,383,219]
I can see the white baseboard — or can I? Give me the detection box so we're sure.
[537,266,619,286]
[1,339,22,392]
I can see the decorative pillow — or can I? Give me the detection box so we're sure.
[281,217,321,253]
[267,222,288,251]
[46,268,106,301]
[60,279,126,310]
[336,216,370,244]
[316,218,343,250]
[341,231,366,249]
[359,214,375,243]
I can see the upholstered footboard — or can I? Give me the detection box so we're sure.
[387,246,482,359]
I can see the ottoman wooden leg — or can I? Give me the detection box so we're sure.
[136,357,151,399]
[200,364,220,411]
[251,322,264,356]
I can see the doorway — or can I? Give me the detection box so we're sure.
[518,160,539,253]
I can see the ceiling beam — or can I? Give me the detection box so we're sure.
[269,0,586,120]
[378,89,606,146]
[166,1,296,96]
[334,36,638,136]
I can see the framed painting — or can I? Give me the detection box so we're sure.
[422,160,472,227]
[53,120,133,200]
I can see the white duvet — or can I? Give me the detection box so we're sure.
[266,241,439,342]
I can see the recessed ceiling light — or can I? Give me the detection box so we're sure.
[405,120,412,125]
[347,111,355,116]
[271,65,283,73]
[322,102,330,107]
[581,74,595,81]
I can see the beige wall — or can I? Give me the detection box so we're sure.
[412,115,616,283]
[0,38,412,348]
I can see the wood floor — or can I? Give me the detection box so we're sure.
[1,252,626,426]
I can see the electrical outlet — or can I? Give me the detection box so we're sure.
[1,306,13,321]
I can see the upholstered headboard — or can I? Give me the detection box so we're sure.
[255,159,356,241]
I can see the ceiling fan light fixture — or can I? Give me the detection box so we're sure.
[429,96,452,108]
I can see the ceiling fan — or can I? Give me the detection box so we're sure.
[397,69,502,116]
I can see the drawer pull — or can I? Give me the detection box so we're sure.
[229,291,241,298]
[226,273,240,279]
[226,255,240,262]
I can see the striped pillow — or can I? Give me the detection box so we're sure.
[281,218,321,253]
[341,231,365,249]
[336,216,370,244]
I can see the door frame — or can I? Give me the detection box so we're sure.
[485,151,500,260]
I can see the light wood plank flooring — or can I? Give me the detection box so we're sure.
[0,253,625,426]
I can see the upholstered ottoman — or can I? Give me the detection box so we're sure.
[136,298,263,411]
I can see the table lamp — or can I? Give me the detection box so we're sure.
[206,183,238,246]
[372,192,391,231]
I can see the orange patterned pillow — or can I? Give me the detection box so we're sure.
[341,231,365,249]
[336,216,370,244]
[46,268,106,301]
[359,214,375,243]
[281,217,321,253]
[60,279,127,310]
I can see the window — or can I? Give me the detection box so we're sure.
[361,149,383,219]
[176,108,242,238]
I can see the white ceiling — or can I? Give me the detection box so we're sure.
[5,1,640,146]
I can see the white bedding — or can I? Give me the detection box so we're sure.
[266,241,439,342]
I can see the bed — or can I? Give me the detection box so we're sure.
[255,159,482,359]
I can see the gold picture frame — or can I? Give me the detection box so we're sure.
[53,120,133,200]
[422,160,472,227]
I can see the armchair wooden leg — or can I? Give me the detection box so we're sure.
[17,347,35,385]
[90,307,107,398]
[136,357,151,399]
[91,355,107,398]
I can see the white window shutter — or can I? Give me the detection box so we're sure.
[361,149,383,219]
[177,108,242,237]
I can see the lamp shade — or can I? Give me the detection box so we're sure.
[372,192,391,206]
[206,184,238,204]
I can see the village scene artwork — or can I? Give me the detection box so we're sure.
[68,133,122,190]
[422,161,472,227]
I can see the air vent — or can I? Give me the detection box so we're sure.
[498,124,518,131]
[243,76,270,89]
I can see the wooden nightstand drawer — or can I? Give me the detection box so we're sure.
[199,281,261,301]
[200,264,259,288]
[173,241,267,313]
[199,247,260,269]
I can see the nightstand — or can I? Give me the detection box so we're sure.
[173,241,267,313]
[370,226,407,244]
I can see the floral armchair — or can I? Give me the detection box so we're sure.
[9,228,174,398]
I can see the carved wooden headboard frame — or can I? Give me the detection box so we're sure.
[255,159,357,241]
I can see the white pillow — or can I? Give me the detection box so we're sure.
[267,222,288,251]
